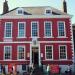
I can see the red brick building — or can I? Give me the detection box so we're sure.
[0,0,74,73]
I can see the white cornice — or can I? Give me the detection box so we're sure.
[0,41,72,44]
[0,15,72,19]
[42,59,73,61]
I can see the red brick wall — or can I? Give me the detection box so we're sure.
[0,18,73,65]
[0,18,72,41]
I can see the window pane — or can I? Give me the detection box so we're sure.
[58,22,65,36]
[4,46,11,59]
[45,22,52,37]
[18,23,25,37]
[32,22,38,37]
[18,46,25,59]
[46,46,52,59]
[60,46,66,59]
[5,23,12,37]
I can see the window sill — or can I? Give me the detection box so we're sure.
[31,37,40,38]
[17,59,26,61]
[4,59,12,61]
[57,36,68,38]
[59,59,67,61]
[17,37,26,38]
[43,36,54,38]
[4,37,12,39]
[45,59,53,61]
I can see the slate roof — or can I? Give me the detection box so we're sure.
[1,6,69,16]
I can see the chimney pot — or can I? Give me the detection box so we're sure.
[3,0,9,14]
[63,0,67,13]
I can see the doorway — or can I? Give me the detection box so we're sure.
[32,47,39,65]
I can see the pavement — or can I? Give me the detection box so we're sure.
[22,72,75,75]
[0,72,75,75]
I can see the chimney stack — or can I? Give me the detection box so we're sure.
[63,0,67,13]
[3,0,9,14]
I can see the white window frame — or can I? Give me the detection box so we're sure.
[57,21,66,38]
[31,21,39,38]
[18,22,26,38]
[44,21,52,38]
[17,46,25,60]
[59,45,67,60]
[4,46,12,60]
[4,22,12,38]
[45,45,53,60]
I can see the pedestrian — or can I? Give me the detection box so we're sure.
[59,66,61,75]
[2,65,6,75]
[29,64,32,73]
[30,63,35,75]
[41,63,43,72]
[67,64,72,75]
[47,64,50,75]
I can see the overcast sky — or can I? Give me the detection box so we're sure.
[0,0,75,24]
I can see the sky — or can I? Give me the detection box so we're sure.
[0,0,75,24]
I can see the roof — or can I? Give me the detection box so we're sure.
[1,6,69,16]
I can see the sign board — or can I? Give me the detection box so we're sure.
[27,52,30,57]
[8,64,13,72]
[50,65,59,73]
[41,53,43,57]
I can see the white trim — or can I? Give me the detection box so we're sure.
[39,44,41,66]
[30,44,32,65]
[1,60,29,61]
[59,45,67,60]
[69,19,74,62]
[31,21,39,37]
[0,15,72,19]
[0,41,72,44]
[43,37,54,38]
[57,37,68,38]
[4,46,12,60]
[17,45,26,60]
[17,37,27,38]
[30,43,41,66]
[18,22,26,38]
[4,22,13,38]
[57,21,66,38]
[44,21,53,37]
[42,59,72,61]
[45,45,53,60]
[0,59,72,61]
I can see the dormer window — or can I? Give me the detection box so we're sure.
[18,10,23,14]
[17,8,24,15]
[46,10,51,14]
[45,8,52,14]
